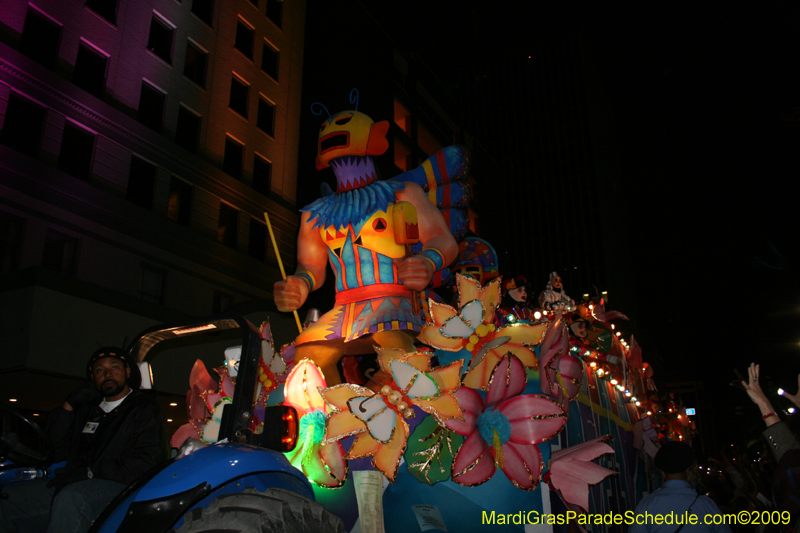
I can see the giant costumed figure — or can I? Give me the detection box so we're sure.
[273,97,459,385]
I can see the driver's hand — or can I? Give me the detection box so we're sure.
[47,466,91,493]
[64,382,101,411]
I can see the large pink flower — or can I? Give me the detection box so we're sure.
[445,355,566,490]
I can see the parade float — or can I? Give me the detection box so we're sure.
[169,94,694,532]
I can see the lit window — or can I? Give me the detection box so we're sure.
[393,100,411,135]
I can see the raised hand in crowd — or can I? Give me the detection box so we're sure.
[740,363,780,427]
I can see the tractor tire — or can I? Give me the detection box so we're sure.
[173,487,345,533]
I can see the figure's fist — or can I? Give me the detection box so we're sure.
[393,256,434,292]
[273,276,308,312]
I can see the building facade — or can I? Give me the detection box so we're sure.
[0,0,306,414]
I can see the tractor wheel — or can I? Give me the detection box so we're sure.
[173,487,345,533]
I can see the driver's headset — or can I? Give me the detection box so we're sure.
[86,347,143,391]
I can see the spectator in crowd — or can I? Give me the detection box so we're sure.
[630,441,732,533]
[740,363,800,532]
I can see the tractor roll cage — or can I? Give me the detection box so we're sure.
[126,313,261,445]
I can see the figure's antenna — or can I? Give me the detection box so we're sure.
[349,88,359,110]
[311,102,331,117]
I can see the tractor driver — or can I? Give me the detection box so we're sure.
[0,347,162,533]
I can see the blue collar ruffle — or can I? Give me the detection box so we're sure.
[301,180,405,231]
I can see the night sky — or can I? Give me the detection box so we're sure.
[303,3,800,449]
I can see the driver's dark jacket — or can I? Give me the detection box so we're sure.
[46,391,162,486]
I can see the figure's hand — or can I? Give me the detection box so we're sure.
[784,373,800,409]
[393,256,434,292]
[273,276,308,312]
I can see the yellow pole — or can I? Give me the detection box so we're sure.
[264,212,303,334]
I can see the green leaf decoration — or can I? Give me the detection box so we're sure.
[405,415,464,485]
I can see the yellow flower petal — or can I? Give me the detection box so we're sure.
[462,351,502,391]
[373,420,409,482]
[374,346,409,375]
[456,274,481,307]
[405,353,433,372]
[428,300,458,326]
[320,383,371,411]
[348,431,380,459]
[428,360,463,392]
[416,393,463,422]
[324,411,365,442]
[477,277,502,323]
[502,322,549,347]
[418,325,465,351]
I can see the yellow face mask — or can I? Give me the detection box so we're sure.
[315,110,389,170]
